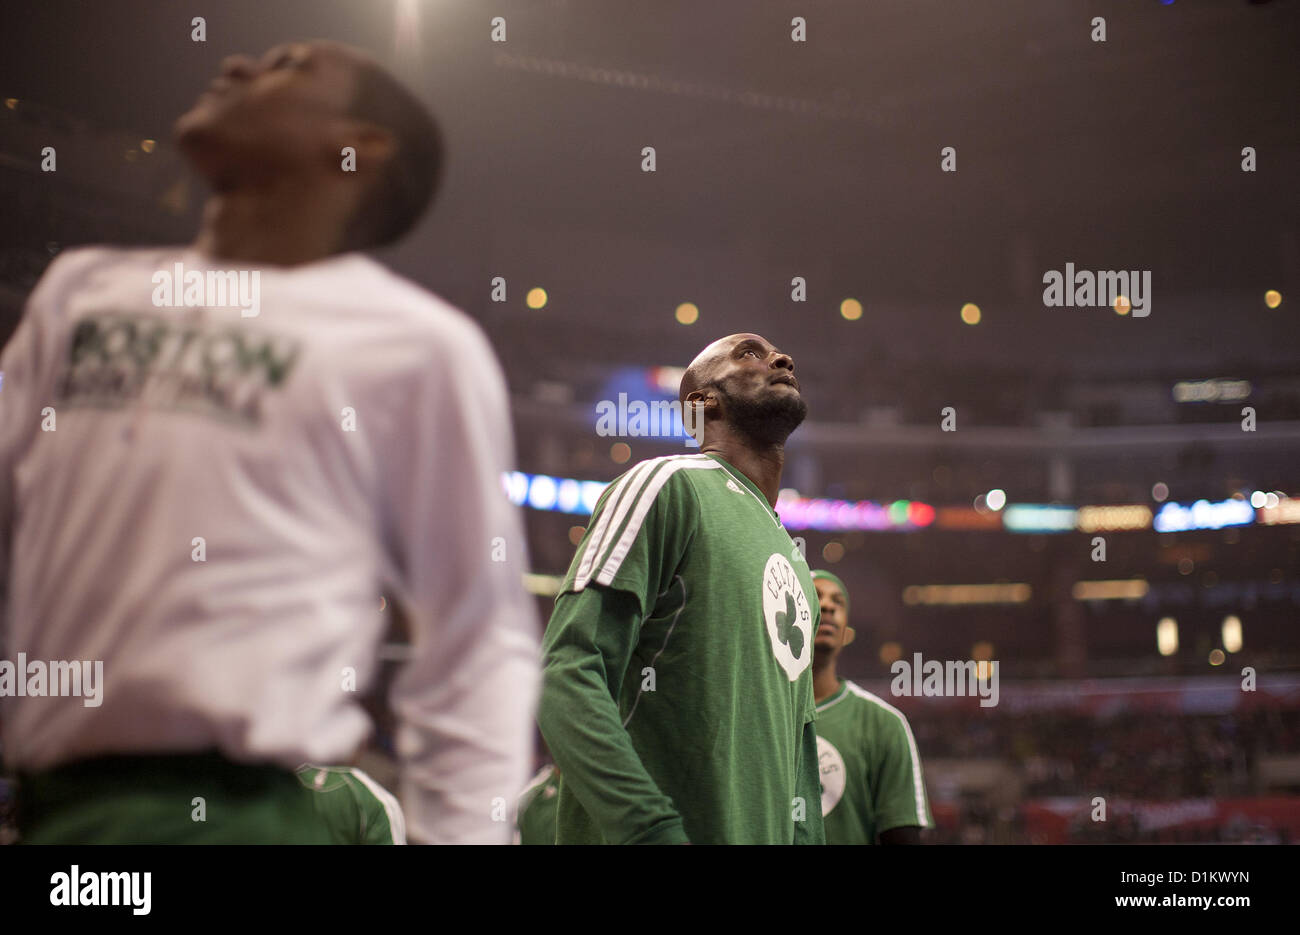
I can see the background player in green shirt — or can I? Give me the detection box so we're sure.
[811,570,931,844]
[539,333,825,844]
[296,765,406,844]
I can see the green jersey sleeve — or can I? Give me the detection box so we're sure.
[296,766,406,845]
[538,463,700,844]
[872,709,932,834]
[559,458,701,616]
[794,717,827,844]
[350,768,407,845]
[541,581,690,844]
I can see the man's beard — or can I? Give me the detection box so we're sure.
[714,381,808,446]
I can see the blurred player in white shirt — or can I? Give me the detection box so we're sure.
[0,40,539,844]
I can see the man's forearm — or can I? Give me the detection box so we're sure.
[539,587,688,844]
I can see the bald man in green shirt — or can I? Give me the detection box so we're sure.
[539,334,824,845]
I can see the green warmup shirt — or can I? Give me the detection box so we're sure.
[539,453,825,845]
[515,764,560,845]
[815,679,931,845]
[19,752,332,844]
[295,765,406,845]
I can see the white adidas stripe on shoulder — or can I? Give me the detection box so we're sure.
[592,456,719,588]
[845,681,931,828]
[348,767,408,845]
[844,680,904,712]
[573,458,660,588]
[574,455,717,590]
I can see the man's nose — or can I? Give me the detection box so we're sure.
[772,352,794,372]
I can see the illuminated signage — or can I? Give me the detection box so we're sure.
[1002,505,1078,533]
[775,496,934,531]
[1075,505,1153,532]
[1260,500,1300,526]
[1153,499,1254,532]
[934,508,1003,531]
[1172,378,1252,403]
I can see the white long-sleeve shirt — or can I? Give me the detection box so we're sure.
[0,245,540,844]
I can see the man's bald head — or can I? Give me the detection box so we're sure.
[678,336,728,405]
[677,333,806,446]
[679,334,772,404]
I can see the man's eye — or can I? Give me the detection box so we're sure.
[743,349,759,358]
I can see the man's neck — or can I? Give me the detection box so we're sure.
[192,179,354,267]
[700,432,786,506]
[813,661,841,704]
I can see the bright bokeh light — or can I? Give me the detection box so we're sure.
[505,471,529,504]
[1264,289,1282,309]
[526,287,548,309]
[580,481,605,514]
[960,303,981,325]
[840,298,863,321]
[526,474,558,511]
[675,302,699,325]
[556,478,581,512]
[1222,615,1243,653]
[1157,617,1179,656]
[986,489,1007,511]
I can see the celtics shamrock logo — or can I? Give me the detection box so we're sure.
[774,591,805,660]
[762,552,812,681]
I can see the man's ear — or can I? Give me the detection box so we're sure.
[843,626,856,646]
[682,397,705,443]
[688,388,722,416]
[683,391,718,440]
